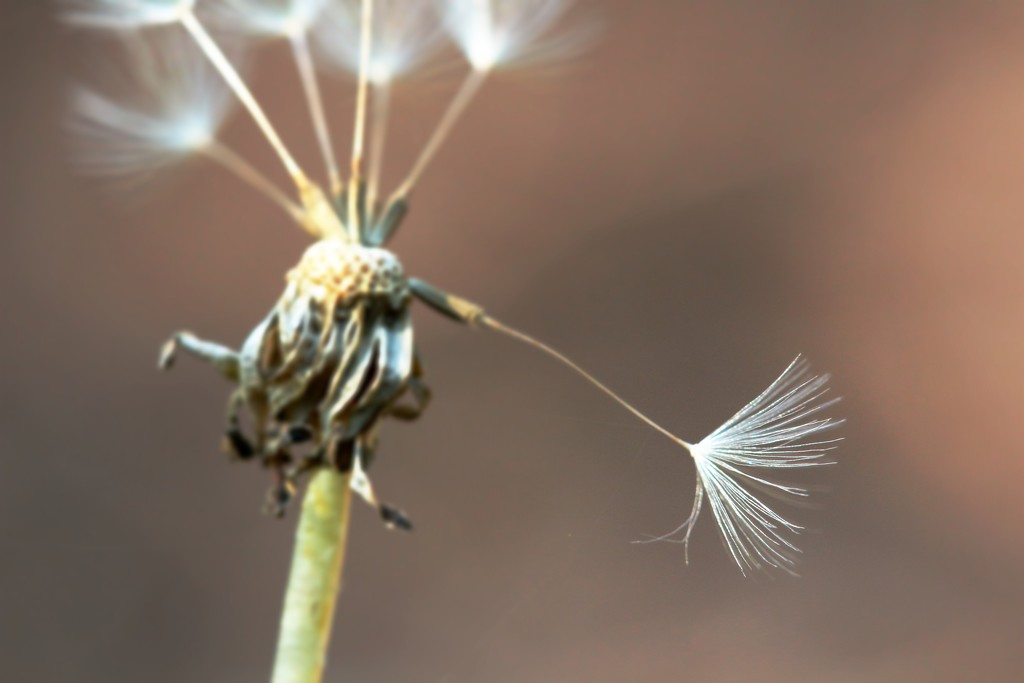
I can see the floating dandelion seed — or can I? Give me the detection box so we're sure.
[65,0,841,679]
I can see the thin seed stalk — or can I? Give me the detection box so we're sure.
[271,469,353,683]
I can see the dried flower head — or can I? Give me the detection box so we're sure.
[65,0,841,575]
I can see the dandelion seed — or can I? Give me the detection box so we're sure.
[70,34,235,179]
[202,0,330,39]
[68,0,343,234]
[378,0,595,208]
[309,0,446,213]
[204,0,350,193]
[439,0,583,71]
[636,357,842,575]
[313,0,444,85]
[60,0,195,29]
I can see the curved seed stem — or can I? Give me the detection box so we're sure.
[270,469,353,683]
[202,141,307,227]
[483,316,693,450]
[367,82,392,216]
[348,0,375,240]
[390,68,488,202]
[291,32,343,196]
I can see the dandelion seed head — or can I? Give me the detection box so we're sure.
[60,0,195,29]
[204,0,330,38]
[439,0,579,71]
[642,357,842,576]
[63,0,840,587]
[70,34,237,178]
[314,0,444,85]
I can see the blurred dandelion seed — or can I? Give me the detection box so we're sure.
[441,0,581,71]
[64,0,841,680]
[70,32,237,180]
[63,0,843,579]
[313,0,443,85]
[60,0,196,29]
[202,0,330,38]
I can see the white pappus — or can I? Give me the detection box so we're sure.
[313,0,444,85]
[200,0,330,38]
[441,0,579,71]
[70,32,237,181]
[60,0,196,29]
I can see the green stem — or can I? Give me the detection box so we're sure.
[271,469,353,683]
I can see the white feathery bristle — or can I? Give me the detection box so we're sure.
[60,0,194,29]
[70,34,236,178]
[645,357,842,576]
[202,0,329,38]
[439,0,581,71]
[313,0,443,85]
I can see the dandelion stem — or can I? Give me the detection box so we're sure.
[367,82,392,217]
[179,11,308,188]
[290,31,343,197]
[390,68,488,202]
[270,469,353,683]
[483,316,694,450]
[347,0,374,240]
[202,141,307,226]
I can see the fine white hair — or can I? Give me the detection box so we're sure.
[313,0,444,85]
[60,0,195,29]
[639,357,842,575]
[201,0,330,38]
[70,33,237,179]
[439,0,584,71]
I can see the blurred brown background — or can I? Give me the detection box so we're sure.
[3,1,1024,681]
